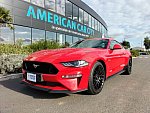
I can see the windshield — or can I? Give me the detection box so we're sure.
[70,39,109,49]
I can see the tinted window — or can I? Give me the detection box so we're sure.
[66,0,72,19]
[73,4,79,21]
[79,8,84,23]
[97,22,99,31]
[46,31,56,41]
[84,11,89,26]
[95,19,98,30]
[73,37,79,43]
[0,26,14,44]
[23,0,30,2]
[56,0,65,16]
[45,0,56,12]
[57,33,65,44]
[15,25,31,45]
[32,29,45,43]
[99,23,102,33]
[89,15,92,27]
[71,39,109,49]
[31,0,44,7]
[92,17,95,29]
[66,35,73,44]
[110,40,122,49]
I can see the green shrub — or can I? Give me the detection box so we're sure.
[27,40,63,52]
[0,44,30,55]
[0,40,66,55]
[130,50,139,57]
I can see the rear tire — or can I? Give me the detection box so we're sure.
[123,58,132,75]
[87,62,106,95]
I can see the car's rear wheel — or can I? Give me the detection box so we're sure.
[87,62,105,95]
[123,58,132,75]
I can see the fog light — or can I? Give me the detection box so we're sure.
[62,74,82,79]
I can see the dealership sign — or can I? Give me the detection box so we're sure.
[26,6,95,37]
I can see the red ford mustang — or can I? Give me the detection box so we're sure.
[22,38,132,95]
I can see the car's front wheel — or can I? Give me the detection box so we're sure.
[87,62,106,95]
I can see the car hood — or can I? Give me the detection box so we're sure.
[24,48,106,63]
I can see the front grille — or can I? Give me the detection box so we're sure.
[23,61,59,74]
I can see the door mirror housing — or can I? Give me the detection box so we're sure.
[113,44,122,50]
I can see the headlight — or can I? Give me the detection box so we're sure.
[61,60,89,67]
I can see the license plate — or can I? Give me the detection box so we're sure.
[27,73,36,82]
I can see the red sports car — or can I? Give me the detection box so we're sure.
[22,38,132,95]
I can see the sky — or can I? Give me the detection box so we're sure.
[82,0,150,48]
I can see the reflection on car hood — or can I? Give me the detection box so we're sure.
[24,48,106,62]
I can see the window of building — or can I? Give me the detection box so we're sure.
[89,15,92,28]
[99,23,102,33]
[73,4,79,21]
[104,28,106,37]
[66,35,72,44]
[73,36,79,43]
[79,37,84,41]
[45,0,56,12]
[15,25,31,45]
[65,0,72,19]
[0,26,14,44]
[56,0,65,16]
[95,19,98,31]
[32,28,45,43]
[102,25,105,36]
[46,31,56,41]
[92,17,95,29]
[79,8,84,24]
[31,0,44,7]
[57,33,65,44]
[84,11,89,26]
[102,25,107,37]
[105,29,108,37]
[23,0,30,2]
[97,21,99,31]
[104,28,107,37]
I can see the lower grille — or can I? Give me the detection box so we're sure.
[23,61,59,74]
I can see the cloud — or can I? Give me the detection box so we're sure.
[82,0,150,47]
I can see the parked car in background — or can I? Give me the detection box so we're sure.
[139,52,149,55]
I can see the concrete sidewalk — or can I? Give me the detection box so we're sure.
[0,73,22,81]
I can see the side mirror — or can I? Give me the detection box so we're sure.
[113,44,122,50]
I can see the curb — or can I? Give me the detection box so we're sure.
[132,57,137,59]
[0,73,22,81]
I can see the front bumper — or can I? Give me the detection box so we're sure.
[22,64,90,93]
[21,80,72,93]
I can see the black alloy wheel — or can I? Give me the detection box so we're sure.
[87,62,106,95]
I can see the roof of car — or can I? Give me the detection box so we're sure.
[86,38,114,41]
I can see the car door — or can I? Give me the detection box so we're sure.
[106,40,125,76]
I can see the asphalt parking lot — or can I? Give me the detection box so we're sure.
[0,55,150,113]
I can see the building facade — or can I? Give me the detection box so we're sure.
[0,0,107,45]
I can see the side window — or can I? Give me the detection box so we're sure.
[109,40,122,49]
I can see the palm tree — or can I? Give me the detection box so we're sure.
[0,7,14,30]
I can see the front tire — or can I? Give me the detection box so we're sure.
[87,62,106,95]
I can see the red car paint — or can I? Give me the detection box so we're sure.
[22,38,131,93]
